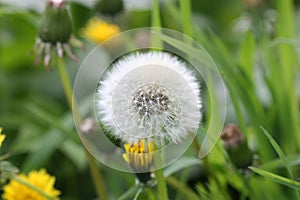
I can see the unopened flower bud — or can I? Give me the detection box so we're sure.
[32,0,82,68]
[221,124,244,149]
[95,0,124,16]
[221,124,253,169]
[38,0,72,43]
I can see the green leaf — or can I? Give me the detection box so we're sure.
[154,31,216,70]
[59,140,87,171]
[260,126,294,179]
[25,103,78,142]
[0,10,37,69]
[0,6,39,27]
[249,167,300,191]
[11,124,45,153]
[22,130,65,172]
[262,154,300,170]
[166,176,201,200]
[238,31,255,82]
[0,161,19,184]
[116,185,139,200]
[164,157,202,177]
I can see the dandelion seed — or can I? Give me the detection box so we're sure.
[95,52,202,146]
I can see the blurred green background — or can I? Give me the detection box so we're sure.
[0,0,300,199]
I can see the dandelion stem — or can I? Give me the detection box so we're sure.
[147,188,156,200]
[57,59,81,124]
[12,174,55,200]
[150,1,169,199]
[57,59,108,200]
[154,168,169,200]
[86,152,108,200]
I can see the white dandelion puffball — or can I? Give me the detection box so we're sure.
[95,51,202,145]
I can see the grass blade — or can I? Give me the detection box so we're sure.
[260,126,294,179]
[117,185,139,200]
[262,154,300,170]
[164,157,202,177]
[249,167,300,191]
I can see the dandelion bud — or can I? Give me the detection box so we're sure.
[221,124,253,169]
[38,0,72,43]
[95,0,124,16]
[33,0,82,68]
[221,124,244,149]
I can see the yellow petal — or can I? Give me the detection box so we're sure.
[0,134,6,147]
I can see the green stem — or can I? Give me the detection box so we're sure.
[147,188,156,200]
[180,0,193,37]
[151,0,162,47]
[151,0,161,27]
[133,187,143,200]
[57,59,73,113]
[166,176,200,200]
[150,1,168,199]
[57,59,81,124]
[0,153,10,161]
[13,174,55,200]
[117,185,139,200]
[154,168,169,200]
[57,59,108,200]
[86,152,108,200]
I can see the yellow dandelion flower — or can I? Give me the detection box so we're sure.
[2,169,61,200]
[122,139,154,172]
[81,17,120,43]
[0,127,6,147]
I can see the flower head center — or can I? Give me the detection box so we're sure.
[132,83,170,116]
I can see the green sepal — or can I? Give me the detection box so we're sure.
[135,172,152,184]
[38,5,72,43]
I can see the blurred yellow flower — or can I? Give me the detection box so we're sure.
[2,169,61,200]
[0,127,6,147]
[81,17,120,43]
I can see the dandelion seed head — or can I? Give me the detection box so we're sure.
[95,52,201,145]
